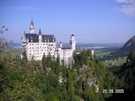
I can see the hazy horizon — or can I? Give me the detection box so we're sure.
[0,0,135,43]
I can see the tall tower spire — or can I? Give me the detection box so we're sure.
[70,34,76,51]
[29,20,36,33]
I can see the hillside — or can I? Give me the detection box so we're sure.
[122,35,135,52]
[109,35,135,57]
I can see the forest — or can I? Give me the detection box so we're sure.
[0,47,135,101]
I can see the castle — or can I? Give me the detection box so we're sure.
[22,21,76,65]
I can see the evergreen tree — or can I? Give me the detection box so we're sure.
[42,53,47,72]
[22,50,27,63]
[117,51,135,94]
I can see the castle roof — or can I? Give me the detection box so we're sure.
[25,33,56,42]
[42,34,56,42]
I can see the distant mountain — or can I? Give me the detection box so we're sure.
[111,35,135,57]
[77,43,122,50]
[122,35,135,52]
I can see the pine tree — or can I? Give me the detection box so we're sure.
[42,53,47,72]
[22,50,27,63]
[118,51,135,93]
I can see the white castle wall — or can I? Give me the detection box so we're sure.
[22,21,76,65]
[26,42,56,60]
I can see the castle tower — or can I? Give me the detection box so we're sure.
[70,34,76,51]
[39,29,42,43]
[29,20,36,33]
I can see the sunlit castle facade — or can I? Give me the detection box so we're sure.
[22,21,76,65]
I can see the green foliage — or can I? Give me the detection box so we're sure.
[42,53,47,72]
[73,50,92,66]
[22,51,27,63]
[127,51,135,62]
[0,49,114,101]
[116,51,135,93]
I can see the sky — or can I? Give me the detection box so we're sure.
[0,0,135,43]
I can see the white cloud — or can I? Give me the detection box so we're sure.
[116,0,135,16]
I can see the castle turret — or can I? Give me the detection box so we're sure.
[29,20,36,33]
[70,34,76,51]
[39,29,42,43]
